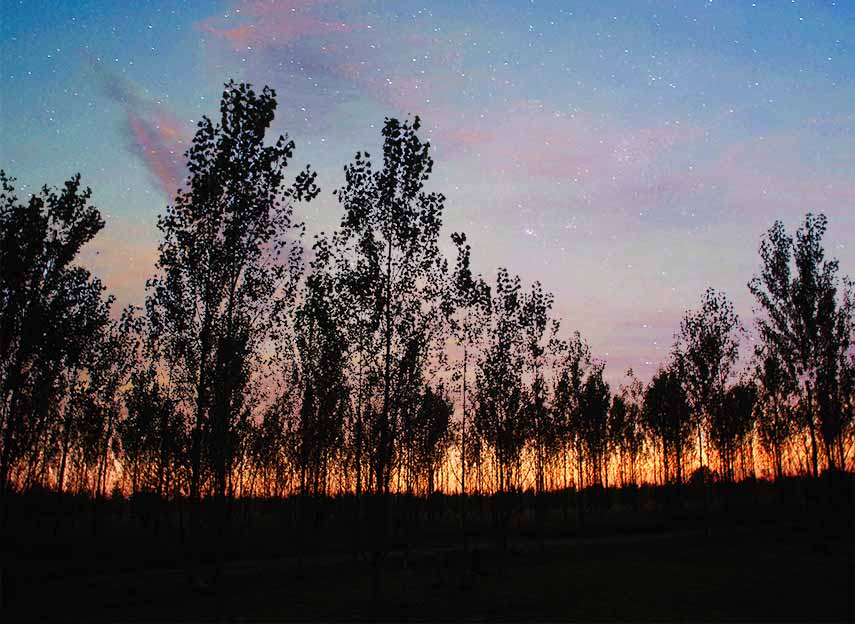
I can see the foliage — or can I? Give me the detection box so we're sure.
[749,214,854,475]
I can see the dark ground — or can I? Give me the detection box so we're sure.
[2,478,853,621]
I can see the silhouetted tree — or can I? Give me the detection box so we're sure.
[329,115,447,596]
[610,369,645,487]
[402,384,454,495]
[45,291,116,496]
[644,366,692,485]
[754,349,796,480]
[0,172,113,496]
[293,235,348,498]
[253,391,297,498]
[552,332,592,493]
[835,346,855,471]
[446,231,490,548]
[520,281,560,496]
[473,268,528,494]
[749,213,854,475]
[119,362,185,498]
[145,81,318,505]
[75,308,140,498]
[674,287,740,476]
[331,116,446,498]
[579,362,611,488]
[710,381,757,483]
[816,280,854,471]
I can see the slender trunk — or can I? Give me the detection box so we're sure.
[57,408,73,495]
[0,349,28,497]
[461,342,467,553]
[0,389,20,496]
[805,382,819,477]
[773,402,784,481]
[372,230,394,603]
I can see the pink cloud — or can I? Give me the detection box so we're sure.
[90,59,188,198]
[203,24,256,45]
[195,0,469,131]
[124,111,186,198]
[197,0,358,50]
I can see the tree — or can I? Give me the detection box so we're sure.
[644,366,693,485]
[444,231,490,552]
[329,115,448,596]
[579,362,611,488]
[473,268,528,494]
[610,369,645,487]
[331,115,447,498]
[674,287,740,475]
[73,307,140,498]
[710,381,757,483]
[293,235,348,498]
[754,349,795,480]
[446,232,490,494]
[252,391,297,498]
[0,172,112,496]
[552,331,592,492]
[29,274,113,495]
[119,362,185,498]
[520,281,560,496]
[834,346,855,471]
[815,279,854,471]
[145,81,318,505]
[401,384,454,495]
[749,213,854,475]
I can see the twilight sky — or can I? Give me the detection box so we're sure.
[2,0,854,382]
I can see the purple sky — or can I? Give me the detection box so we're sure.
[3,0,854,382]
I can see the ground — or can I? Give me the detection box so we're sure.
[5,520,853,621]
[3,480,853,621]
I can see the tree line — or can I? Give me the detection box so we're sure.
[2,81,853,510]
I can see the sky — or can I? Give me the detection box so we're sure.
[2,0,854,383]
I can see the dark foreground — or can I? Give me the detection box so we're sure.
[2,481,853,621]
[9,525,854,622]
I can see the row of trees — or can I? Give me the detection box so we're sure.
[1,81,853,510]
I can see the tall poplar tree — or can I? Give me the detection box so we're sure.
[145,81,318,504]
[0,172,112,496]
[749,214,854,475]
[674,287,740,475]
[330,115,447,596]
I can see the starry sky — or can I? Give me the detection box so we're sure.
[2,0,854,382]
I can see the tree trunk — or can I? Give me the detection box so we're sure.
[805,382,819,477]
[461,343,467,554]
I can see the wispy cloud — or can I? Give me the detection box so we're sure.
[89,59,188,198]
[197,0,358,48]
[194,0,471,139]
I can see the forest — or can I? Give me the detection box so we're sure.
[1,81,853,621]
